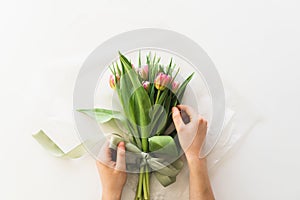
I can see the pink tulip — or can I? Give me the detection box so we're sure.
[142,81,150,91]
[109,74,120,89]
[172,81,180,92]
[138,65,149,80]
[154,72,171,90]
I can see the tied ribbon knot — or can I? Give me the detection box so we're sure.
[109,134,184,187]
[140,152,150,167]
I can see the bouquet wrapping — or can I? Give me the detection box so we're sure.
[79,52,194,200]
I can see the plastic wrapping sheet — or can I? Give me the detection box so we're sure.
[123,82,260,200]
[32,59,259,199]
[206,81,261,172]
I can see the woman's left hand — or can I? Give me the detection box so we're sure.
[96,141,127,200]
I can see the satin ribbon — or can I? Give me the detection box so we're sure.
[109,135,184,187]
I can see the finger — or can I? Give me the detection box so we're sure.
[177,105,197,121]
[97,140,112,164]
[96,142,110,169]
[172,107,185,131]
[115,141,126,171]
[198,115,207,124]
[198,116,208,130]
[105,143,112,161]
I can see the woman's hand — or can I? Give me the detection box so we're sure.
[172,105,215,200]
[172,105,208,160]
[96,141,127,200]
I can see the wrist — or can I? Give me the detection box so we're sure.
[186,154,207,168]
[102,188,122,200]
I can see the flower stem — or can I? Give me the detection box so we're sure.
[143,167,148,199]
[141,135,148,153]
[136,167,144,199]
[145,165,150,197]
[155,90,161,104]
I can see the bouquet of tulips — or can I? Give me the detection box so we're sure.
[79,52,194,200]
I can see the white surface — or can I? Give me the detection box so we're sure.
[1,0,300,199]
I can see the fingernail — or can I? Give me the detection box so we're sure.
[172,107,179,115]
[118,141,123,146]
[118,141,125,149]
[172,107,175,113]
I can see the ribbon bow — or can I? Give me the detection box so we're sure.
[109,134,184,187]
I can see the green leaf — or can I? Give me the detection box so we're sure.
[77,108,124,123]
[138,50,141,67]
[171,158,184,170]
[125,142,143,154]
[119,52,133,72]
[151,158,184,187]
[114,62,121,76]
[153,53,157,65]
[157,89,169,105]
[148,104,168,136]
[119,52,152,152]
[125,119,141,149]
[166,58,173,75]
[32,130,86,159]
[109,134,125,149]
[175,72,194,104]
[148,136,178,157]
[148,157,180,177]
[154,172,176,187]
[149,83,156,105]
[156,57,161,65]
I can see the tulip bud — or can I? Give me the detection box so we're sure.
[142,65,149,80]
[154,73,171,90]
[109,74,120,89]
[142,81,150,91]
[172,81,180,92]
[137,65,149,80]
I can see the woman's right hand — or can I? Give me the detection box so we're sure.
[172,105,215,200]
[172,105,208,160]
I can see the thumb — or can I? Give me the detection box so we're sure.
[172,107,184,132]
[115,141,126,171]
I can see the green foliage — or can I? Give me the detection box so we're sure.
[79,51,194,199]
[77,108,124,123]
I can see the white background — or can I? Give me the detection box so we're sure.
[1,0,300,199]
